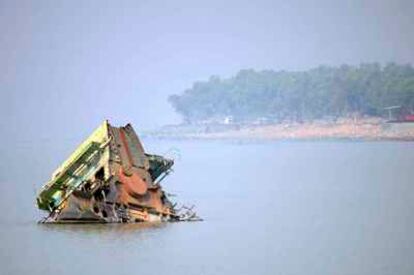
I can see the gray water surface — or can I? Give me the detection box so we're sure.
[1,140,414,275]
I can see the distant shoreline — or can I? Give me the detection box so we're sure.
[148,118,414,141]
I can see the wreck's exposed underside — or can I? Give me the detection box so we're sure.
[36,121,180,223]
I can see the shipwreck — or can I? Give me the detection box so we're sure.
[36,120,199,223]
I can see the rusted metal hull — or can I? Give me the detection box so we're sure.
[36,121,187,223]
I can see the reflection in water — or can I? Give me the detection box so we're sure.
[39,222,168,235]
[38,222,170,243]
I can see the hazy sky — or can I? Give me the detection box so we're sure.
[1,0,413,144]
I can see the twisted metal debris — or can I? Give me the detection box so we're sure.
[36,120,200,223]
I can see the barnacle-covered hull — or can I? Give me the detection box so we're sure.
[36,121,179,223]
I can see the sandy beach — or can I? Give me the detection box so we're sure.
[151,118,414,141]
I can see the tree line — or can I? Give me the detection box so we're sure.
[169,63,414,123]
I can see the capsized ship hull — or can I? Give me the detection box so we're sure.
[36,121,188,223]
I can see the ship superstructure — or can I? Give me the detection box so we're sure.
[36,121,182,223]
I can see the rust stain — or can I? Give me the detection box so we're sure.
[119,128,135,167]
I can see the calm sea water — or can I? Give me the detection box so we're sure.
[1,139,414,275]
